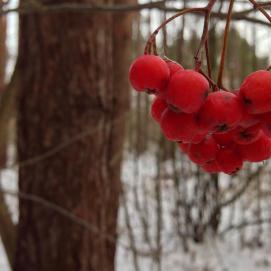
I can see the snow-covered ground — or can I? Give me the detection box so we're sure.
[116,153,271,271]
[0,169,16,271]
[1,152,271,271]
[117,239,271,271]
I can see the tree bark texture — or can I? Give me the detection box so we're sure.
[14,0,134,270]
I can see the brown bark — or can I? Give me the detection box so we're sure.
[14,0,134,270]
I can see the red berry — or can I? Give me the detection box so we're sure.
[262,125,271,137]
[234,91,259,128]
[129,55,170,94]
[238,132,271,162]
[231,124,261,145]
[189,132,207,144]
[213,132,234,147]
[202,160,221,174]
[197,90,243,133]
[187,136,218,165]
[167,70,209,113]
[239,110,259,128]
[151,97,168,122]
[166,60,184,76]
[232,89,240,95]
[258,112,271,137]
[160,109,201,142]
[240,70,271,114]
[216,148,243,175]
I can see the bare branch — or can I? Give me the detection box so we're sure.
[0,2,167,15]
[219,166,266,209]
[0,186,16,268]
[1,188,156,257]
[0,2,270,28]
[220,218,271,235]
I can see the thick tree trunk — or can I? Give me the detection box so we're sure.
[14,1,134,270]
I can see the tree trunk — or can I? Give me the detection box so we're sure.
[0,3,17,267]
[14,1,134,270]
[0,3,7,167]
[0,4,5,94]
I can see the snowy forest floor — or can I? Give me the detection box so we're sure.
[1,153,271,271]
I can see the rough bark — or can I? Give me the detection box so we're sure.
[14,0,134,270]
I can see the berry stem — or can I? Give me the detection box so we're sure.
[199,68,218,90]
[144,7,206,55]
[205,40,212,80]
[217,0,235,89]
[194,0,218,70]
[247,0,271,23]
[248,0,271,70]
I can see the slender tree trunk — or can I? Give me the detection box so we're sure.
[0,3,7,166]
[0,4,5,94]
[14,1,134,270]
[0,3,17,267]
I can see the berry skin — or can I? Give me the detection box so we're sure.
[216,148,243,175]
[166,60,184,76]
[258,112,271,137]
[160,109,202,142]
[262,124,271,137]
[202,160,221,174]
[239,110,259,128]
[167,70,209,113]
[189,132,207,144]
[187,136,219,165]
[129,55,170,94]
[213,132,234,147]
[239,70,271,114]
[151,97,168,123]
[197,90,243,133]
[231,124,261,145]
[238,132,271,162]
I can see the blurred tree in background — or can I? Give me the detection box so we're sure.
[14,0,134,270]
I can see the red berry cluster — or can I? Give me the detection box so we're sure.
[129,55,271,175]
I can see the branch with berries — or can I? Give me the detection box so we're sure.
[129,0,271,175]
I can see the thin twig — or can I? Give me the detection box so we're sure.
[0,2,167,15]
[3,111,130,171]
[217,0,235,89]
[220,218,271,235]
[1,188,156,257]
[144,7,206,54]
[194,0,217,70]
[248,0,271,23]
[219,166,265,208]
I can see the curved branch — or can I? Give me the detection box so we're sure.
[220,217,271,235]
[219,166,266,209]
[0,4,270,27]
